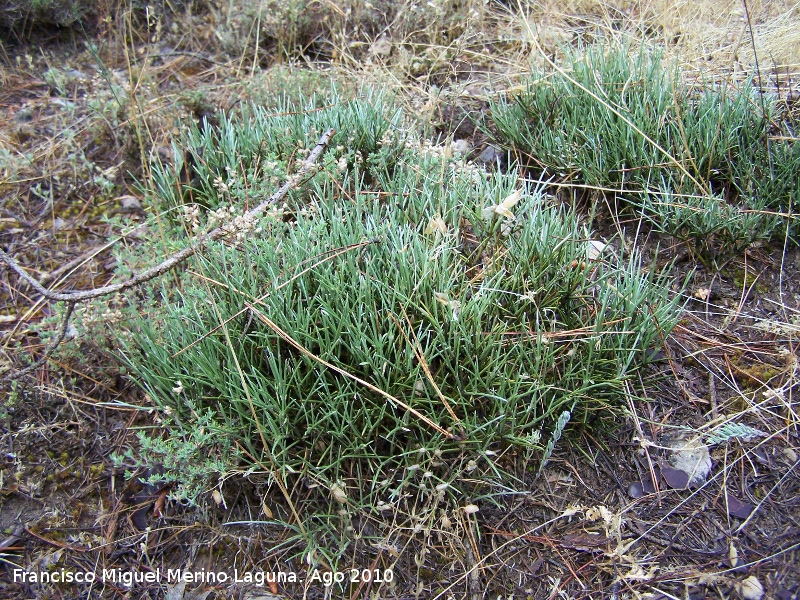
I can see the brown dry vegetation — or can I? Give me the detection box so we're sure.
[1,1,799,599]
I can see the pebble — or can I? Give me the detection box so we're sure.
[736,575,764,600]
[451,139,471,156]
[118,195,143,213]
[477,145,506,169]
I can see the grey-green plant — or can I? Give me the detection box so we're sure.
[111,404,237,499]
[115,88,684,566]
[489,43,799,258]
[538,409,571,475]
[706,421,767,445]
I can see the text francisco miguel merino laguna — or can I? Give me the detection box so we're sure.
[13,568,297,587]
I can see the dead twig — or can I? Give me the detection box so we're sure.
[0,128,336,379]
[0,128,335,303]
[4,303,75,381]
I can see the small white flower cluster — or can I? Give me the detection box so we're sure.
[75,293,132,343]
[418,138,449,159]
[182,204,201,232]
[262,159,281,172]
[380,128,402,147]
[206,204,236,229]
[213,175,229,194]
[286,173,304,187]
[205,203,261,240]
[459,160,489,182]
[260,159,286,187]
[221,211,261,242]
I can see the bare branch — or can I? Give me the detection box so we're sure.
[0,128,335,379]
[0,128,336,304]
[3,303,75,381]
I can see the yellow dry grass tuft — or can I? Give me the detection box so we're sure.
[525,0,800,77]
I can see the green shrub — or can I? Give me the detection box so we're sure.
[489,43,798,257]
[117,89,683,559]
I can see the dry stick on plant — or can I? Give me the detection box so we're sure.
[387,310,466,440]
[244,301,455,440]
[0,128,337,380]
[1,128,336,303]
[172,238,379,359]
[8,303,76,381]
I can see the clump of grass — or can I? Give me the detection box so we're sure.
[116,88,683,564]
[489,43,798,258]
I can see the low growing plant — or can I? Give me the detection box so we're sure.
[116,89,684,563]
[489,43,799,258]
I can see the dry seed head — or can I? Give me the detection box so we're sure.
[331,482,348,503]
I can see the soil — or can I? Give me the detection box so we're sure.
[1,11,799,600]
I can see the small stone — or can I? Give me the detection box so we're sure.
[477,145,506,168]
[736,575,764,600]
[13,108,33,124]
[451,139,471,155]
[667,434,712,487]
[369,35,392,57]
[118,195,143,213]
[587,240,607,261]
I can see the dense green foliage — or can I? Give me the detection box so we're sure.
[490,45,799,257]
[117,91,682,540]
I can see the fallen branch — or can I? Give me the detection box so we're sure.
[1,128,336,379]
[1,128,335,303]
[7,303,76,381]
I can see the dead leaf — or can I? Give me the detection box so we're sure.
[728,542,739,567]
[481,189,522,220]
[153,489,167,518]
[694,287,711,301]
[660,465,690,489]
[130,506,150,531]
[425,215,448,235]
[628,481,645,499]
[262,498,274,519]
[433,291,461,320]
[331,482,347,503]
[560,532,609,553]
[724,491,754,519]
